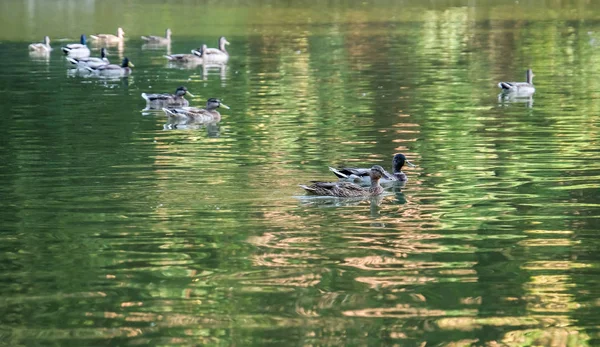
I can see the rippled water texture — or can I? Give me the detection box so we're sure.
[1,0,600,345]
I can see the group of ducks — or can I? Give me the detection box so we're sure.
[29,29,536,198]
[28,28,232,122]
[299,153,416,197]
[299,69,536,198]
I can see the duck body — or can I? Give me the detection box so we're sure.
[67,47,109,69]
[164,50,203,64]
[29,36,52,52]
[498,69,535,96]
[300,166,386,197]
[162,98,229,122]
[90,27,125,43]
[142,86,194,109]
[329,153,416,185]
[85,57,133,77]
[142,29,171,44]
[193,37,229,63]
[61,34,90,58]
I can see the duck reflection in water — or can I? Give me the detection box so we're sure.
[498,93,534,108]
[163,118,220,137]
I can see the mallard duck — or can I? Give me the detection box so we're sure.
[192,37,229,63]
[142,86,195,109]
[66,47,109,69]
[162,98,229,122]
[329,153,416,185]
[85,57,134,77]
[90,27,125,43]
[141,29,171,44]
[164,49,203,63]
[300,165,386,197]
[205,37,229,62]
[61,34,90,58]
[498,69,535,95]
[29,36,52,52]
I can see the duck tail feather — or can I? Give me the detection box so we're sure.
[328,167,348,179]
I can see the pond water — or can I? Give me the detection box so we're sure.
[1,0,600,345]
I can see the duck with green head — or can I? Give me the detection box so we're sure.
[61,34,90,58]
[142,86,195,109]
[67,47,109,69]
[85,57,134,77]
[329,153,416,185]
[300,165,386,197]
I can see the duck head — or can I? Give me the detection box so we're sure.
[392,153,416,173]
[206,98,230,111]
[121,57,134,68]
[219,36,230,50]
[176,86,194,97]
[526,69,534,84]
[369,165,385,181]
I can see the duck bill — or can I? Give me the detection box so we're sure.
[186,91,195,97]
[220,103,230,109]
[405,160,417,168]
[128,61,135,68]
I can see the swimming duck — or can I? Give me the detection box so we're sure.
[142,86,195,109]
[61,34,90,58]
[141,28,171,44]
[66,47,109,69]
[193,37,229,63]
[329,153,416,185]
[85,57,134,77]
[498,69,535,95]
[162,98,229,122]
[164,49,203,63]
[300,165,386,197]
[90,27,125,43]
[29,36,52,52]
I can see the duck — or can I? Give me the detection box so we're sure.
[66,47,109,69]
[85,57,134,77]
[329,153,416,185]
[90,27,125,43]
[498,69,535,95]
[300,165,386,197]
[29,36,52,52]
[162,98,229,122]
[142,86,195,109]
[61,34,90,58]
[192,37,229,63]
[164,49,203,63]
[141,28,171,44]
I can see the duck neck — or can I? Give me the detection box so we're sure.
[527,70,533,84]
[369,177,383,194]
[220,41,228,54]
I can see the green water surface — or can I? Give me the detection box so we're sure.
[1,0,599,346]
